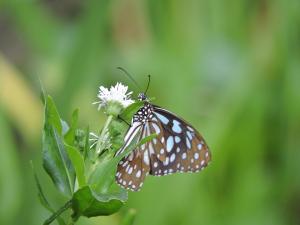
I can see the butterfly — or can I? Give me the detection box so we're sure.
[115,92,211,191]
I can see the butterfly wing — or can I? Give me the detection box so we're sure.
[115,103,211,191]
[115,122,151,191]
[148,106,211,176]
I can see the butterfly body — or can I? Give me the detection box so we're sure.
[115,94,211,191]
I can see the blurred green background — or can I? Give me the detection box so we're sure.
[0,1,300,225]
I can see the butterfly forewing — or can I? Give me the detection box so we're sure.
[148,107,211,176]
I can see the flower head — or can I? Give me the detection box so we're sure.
[93,82,134,115]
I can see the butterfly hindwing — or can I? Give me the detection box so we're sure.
[116,121,150,191]
[116,149,150,191]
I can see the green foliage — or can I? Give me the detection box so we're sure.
[39,94,154,224]
[137,133,158,147]
[43,96,75,197]
[72,186,125,219]
[65,145,86,188]
[64,109,79,146]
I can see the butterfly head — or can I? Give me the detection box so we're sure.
[138,93,148,101]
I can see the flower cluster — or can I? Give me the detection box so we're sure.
[93,82,134,113]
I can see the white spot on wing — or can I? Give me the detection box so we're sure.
[201,160,205,166]
[187,131,193,140]
[154,112,169,125]
[175,136,181,143]
[128,167,133,174]
[149,142,155,155]
[172,120,182,133]
[136,170,141,178]
[186,137,191,149]
[205,151,209,158]
[160,149,164,154]
[163,157,169,166]
[152,123,161,134]
[198,143,202,150]
[166,136,174,152]
[170,153,176,162]
[143,151,150,165]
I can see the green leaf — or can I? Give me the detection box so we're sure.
[39,79,46,105]
[120,101,144,121]
[31,162,66,225]
[42,96,75,197]
[64,109,79,145]
[136,133,158,147]
[72,186,126,219]
[88,154,120,194]
[43,126,75,196]
[65,145,86,188]
[45,96,62,134]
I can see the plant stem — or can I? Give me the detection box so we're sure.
[43,200,72,225]
[95,114,113,155]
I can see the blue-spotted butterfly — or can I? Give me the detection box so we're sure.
[115,91,211,191]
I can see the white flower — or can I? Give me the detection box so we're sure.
[93,82,134,111]
[89,132,111,153]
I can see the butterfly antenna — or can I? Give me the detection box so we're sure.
[117,67,141,89]
[144,75,151,95]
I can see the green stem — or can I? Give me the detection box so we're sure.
[95,114,113,155]
[43,200,72,225]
